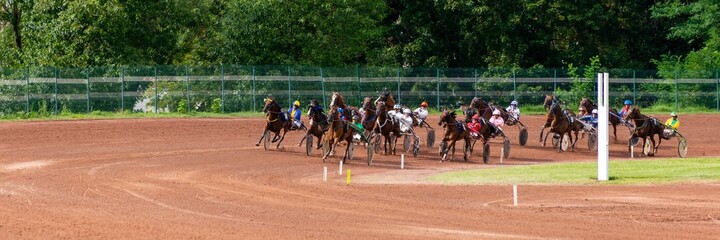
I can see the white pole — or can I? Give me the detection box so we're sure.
[401,154,405,169]
[323,166,328,181]
[631,145,634,158]
[500,147,504,164]
[597,73,609,181]
[339,161,343,175]
[513,185,518,207]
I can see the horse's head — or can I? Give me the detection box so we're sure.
[548,101,562,116]
[580,98,596,111]
[376,101,387,114]
[624,106,641,122]
[262,98,278,113]
[470,97,484,109]
[439,109,457,126]
[362,97,375,111]
[543,95,555,111]
[330,92,344,108]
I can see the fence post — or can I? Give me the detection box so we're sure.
[121,66,125,112]
[321,67,326,107]
[674,69,679,111]
[25,67,29,114]
[154,66,158,114]
[86,67,90,113]
[633,70,636,106]
[185,65,191,113]
[436,68,440,109]
[54,67,58,115]
[357,66,361,102]
[287,66,291,109]
[220,65,225,113]
[474,69,478,98]
[252,66,256,112]
[553,69,557,96]
[396,68,401,104]
[513,69,517,100]
[716,69,719,112]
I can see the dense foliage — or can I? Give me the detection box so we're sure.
[1,0,718,70]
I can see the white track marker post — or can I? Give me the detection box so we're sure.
[500,148,504,164]
[323,166,328,182]
[597,73,610,181]
[339,161,343,175]
[401,154,405,169]
[513,185,518,207]
[631,146,634,158]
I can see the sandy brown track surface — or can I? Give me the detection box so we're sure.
[1,114,719,239]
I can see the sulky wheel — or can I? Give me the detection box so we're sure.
[503,138,511,159]
[263,131,271,151]
[643,139,654,156]
[373,134,382,154]
[482,143,490,164]
[588,132,597,151]
[427,129,436,148]
[560,134,570,152]
[519,127,528,146]
[348,142,355,160]
[403,135,411,152]
[413,137,420,157]
[678,138,688,158]
[305,134,313,156]
[367,142,374,166]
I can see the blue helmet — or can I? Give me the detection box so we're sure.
[624,100,632,105]
[338,108,344,113]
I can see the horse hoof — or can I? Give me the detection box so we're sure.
[255,143,260,146]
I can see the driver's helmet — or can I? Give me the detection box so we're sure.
[293,100,300,107]
[472,114,480,120]
[592,109,598,114]
[670,112,677,117]
[492,109,501,116]
[624,100,632,105]
[352,115,360,121]
[403,109,411,115]
[394,104,401,110]
[511,100,518,106]
[337,108,344,114]
[421,102,428,107]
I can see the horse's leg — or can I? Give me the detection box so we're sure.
[612,124,618,142]
[542,130,551,147]
[322,137,334,161]
[275,127,288,149]
[449,139,457,161]
[390,132,397,155]
[342,139,351,163]
[640,136,647,157]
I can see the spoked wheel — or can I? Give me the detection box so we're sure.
[403,135,411,152]
[367,142,374,166]
[413,137,420,157]
[678,138,688,158]
[629,137,640,146]
[347,142,355,160]
[503,138,511,159]
[305,134,313,156]
[552,133,560,148]
[427,129,435,148]
[482,143,490,164]
[588,132,597,151]
[519,127,528,146]
[643,139,653,156]
[263,131,271,150]
[560,134,570,152]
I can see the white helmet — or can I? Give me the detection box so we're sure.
[511,100,518,106]
[592,109,598,114]
[403,109,411,115]
[492,109,501,115]
[394,105,401,110]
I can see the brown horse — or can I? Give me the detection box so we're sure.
[255,98,292,149]
[539,95,556,139]
[361,96,377,136]
[372,101,400,155]
[624,107,665,156]
[297,100,327,149]
[579,98,622,140]
[374,92,396,111]
[542,101,580,152]
[438,110,471,161]
[322,106,356,163]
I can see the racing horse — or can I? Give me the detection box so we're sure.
[623,107,665,156]
[438,110,471,161]
[372,101,400,155]
[374,92,396,111]
[255,97,293,149]
[361,96,377,136]
[542,101,581,152]
[297,100,328,149]
[579,98,622,140]
[322,105,356,163]
[539,94,557,142]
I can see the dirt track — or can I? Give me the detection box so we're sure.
[1,114,719,239]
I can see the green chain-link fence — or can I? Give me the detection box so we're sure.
[1,65,718,115]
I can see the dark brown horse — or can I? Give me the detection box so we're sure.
[624,107,665,156]
[372,101,400,155]
[438,110,471,161]
[539,94,556,139]
[542,101,580,152]
[579,98,621,140]
[298,100,327,149]
[374,92,396,111]
[322,105,356,163]
[255,98,292,149]
[361,96,377,136]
